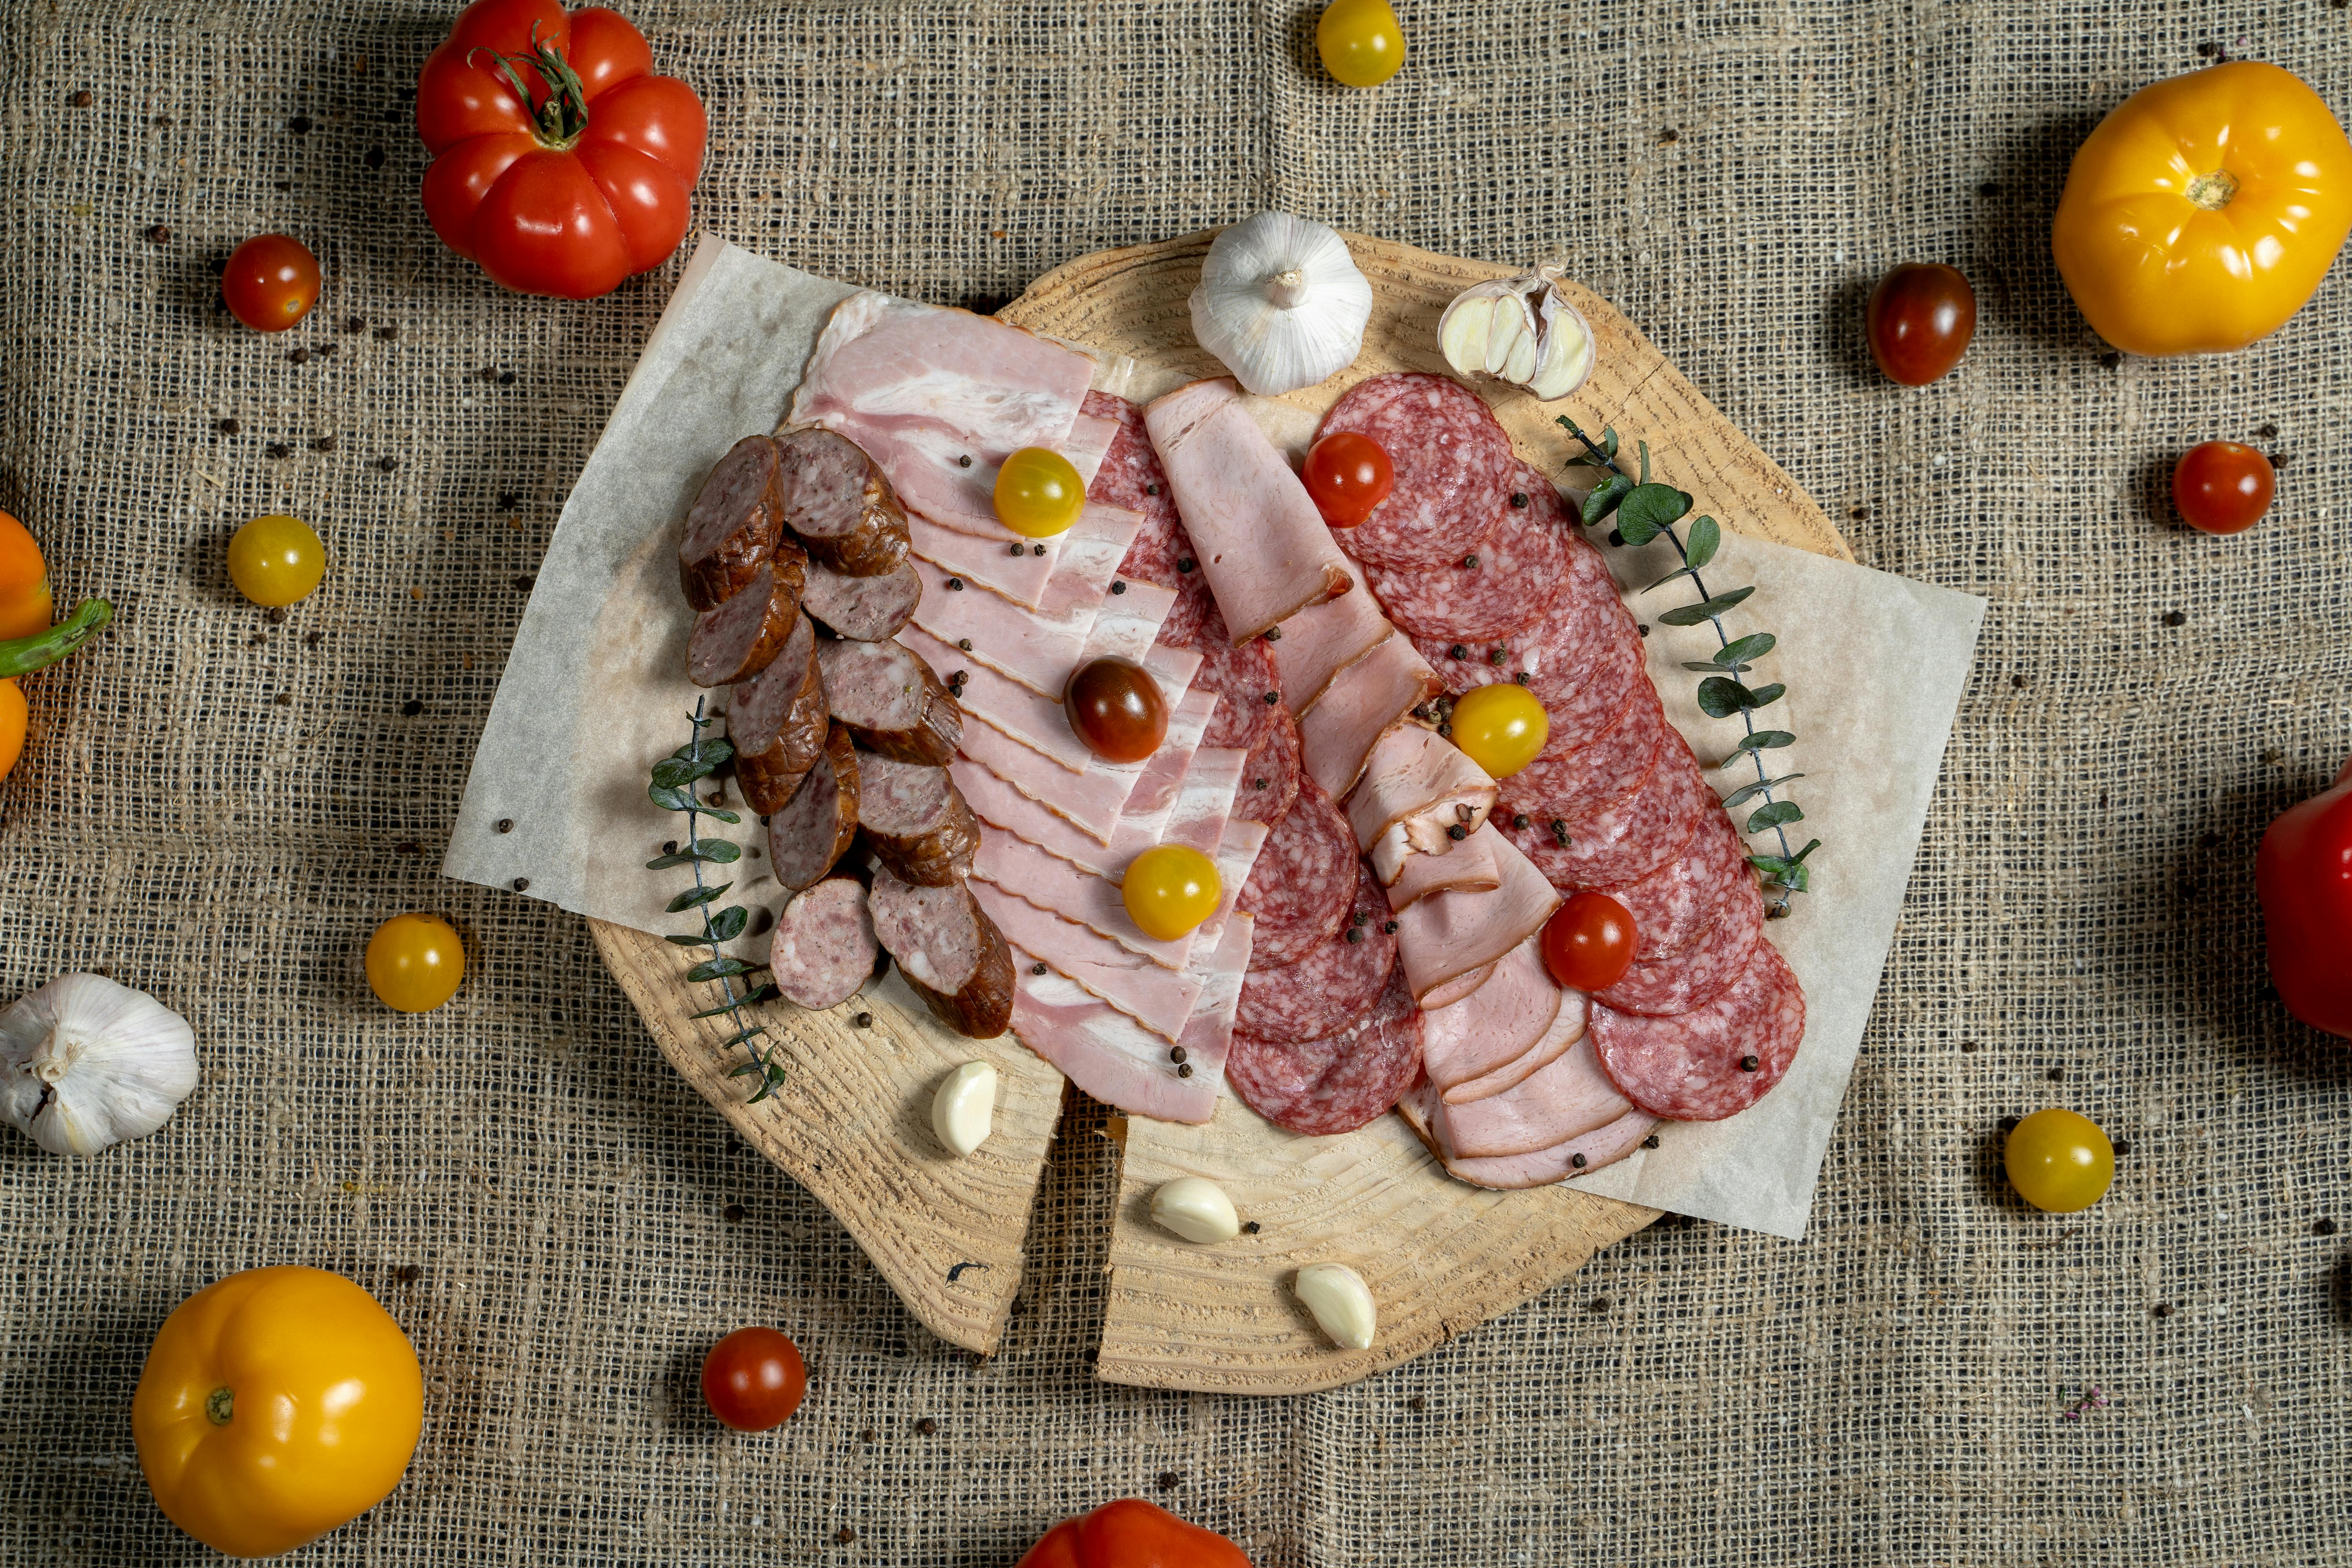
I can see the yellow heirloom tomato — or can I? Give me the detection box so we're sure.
[2053,62,2352,356]
[132,1266,424,1558]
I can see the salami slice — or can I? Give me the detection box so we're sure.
[1234,864,1396,1042]
[1498,683,1667,831]
[1236,773,1357,969]
[1414,534,1646,753]
[1231,704,1302,828]
[1165,609,1281,753]
[1503,731,1713,890]
[1595,878,1766,1016]
[1084,390,1190,590]
[1318,373,1514,570]
[1225,964,1424,1136]
[1597,806,1751,965]
[1362,464,1575,642]
[1592,940,1804,1122]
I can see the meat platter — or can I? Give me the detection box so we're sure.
[590,230,1853,1393]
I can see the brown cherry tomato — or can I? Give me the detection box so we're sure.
[2172,441,2275,535]
[1540,890,1637,991]
[700,1326,806,1432]
[221,234,321,334]
[1302,430,1394,526]
[1065,656,1168,763]
[1866,263,1976,386]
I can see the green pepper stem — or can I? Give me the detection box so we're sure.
[0,598,113,679]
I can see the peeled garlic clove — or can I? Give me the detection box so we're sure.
[1294,1262,1377,1350]
[1189,212,1375,396]
[1437,267,1597,403]
[931,1060,997,1157]
[1151,1176,1241,1243]
[0,974,198,1157]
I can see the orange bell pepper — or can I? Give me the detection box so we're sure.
[131,1267,424,1558]
[2052,62,2352,356]
[1016,1498,1254,1568]
[0,510,51,642]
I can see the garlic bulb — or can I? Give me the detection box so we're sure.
[1189,212,1374,396]
[1437,266,1597,401]
[0,974,198,1156]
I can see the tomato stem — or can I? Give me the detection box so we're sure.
[0,598,112,679]
[205,1386,234,1426]
[466,20,592,152]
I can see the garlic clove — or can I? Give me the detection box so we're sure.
[0,974,198,1157]
[931,1060,997,1157]
[1437,267,1597,403]
[1189,212,1375,397]
[1294,1262,1378,1350]
[1150,1176,1241,1243]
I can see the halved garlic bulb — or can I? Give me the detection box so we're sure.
[1437,266,1597,401]
[0,974,198,1156]
[1189,212,1374,396]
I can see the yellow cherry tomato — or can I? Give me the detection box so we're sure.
[132,1266,423,1559]
[0,679,24,783]
[1447,683,1549,779]
[993,447,1086,538]
[2004,1108,2115,1214]
[366,913,466,1013]
[1316,0,1406,88]
[1123,844,1223,941]
[2052,62,2352,357]
[0,510,51,641]
[227,514,327,608]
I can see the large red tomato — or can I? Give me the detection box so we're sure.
[417,0,707,299]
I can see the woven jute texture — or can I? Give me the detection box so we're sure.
[4,3,2350,1563]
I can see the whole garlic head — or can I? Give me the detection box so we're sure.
[1189,212,1374,396]
[1437,266,1597,401]
[0,974,198,1156]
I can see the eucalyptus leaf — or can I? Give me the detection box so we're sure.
[1684,660,1748,674]
[1645,566,1702,595]
[650,756,714,789]
[1788,837,1822,864]
[1685,515,1721,569]
[1719,774,1806,811]
[700,738,735,767]
[665,883,729,913]
[1717,632,1776,666]
[648,783,693,812]
[685,984,778,1020]
[713,1025,769,1050]
[687,956,756,982]
[728,1060,768,1079]
[1725,730,1797,757]
[665,932,715,947]
[1581,474,1634,525]
[697,840,742,864]
[1696,677,1757,718]
[1637,440,1653,485]
[1748,855,1812,893]
[644,850,710,869]
[1745,682,1787,708]
[1615,483,1690,545]
[708,905,749,942]
[1747,800,1805,832]
[1657,585,1757,627]
[701,806,742,826]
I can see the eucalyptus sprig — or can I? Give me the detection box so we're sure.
[647,700,787,1099]
[1559,416,1820,911]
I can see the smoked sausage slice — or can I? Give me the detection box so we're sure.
[856,753,980,887]
[801,557,920,641]
[777,427,911,579]
[679,434,786,611]
[733,619,828,814]
[688,559,805,686]
[769,877,879,1011]
[769,725,861,892]
[869,864,1015,1038]
[817,637,962,765]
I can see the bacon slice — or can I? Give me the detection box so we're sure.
[904,504,1142,613]
[1385,829,1501,911]
[1393,825,1562,1003]
[975,827,1193,968]
[1143,378,1355,643]
[969,879,1203,1042]
[952,685,1214,848]
[1296,634,1442,800]
[1345,723,1497,856]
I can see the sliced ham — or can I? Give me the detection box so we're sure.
[1296,634,1441,800]
[969,878,1204,1043]
[1399,1080,1655,1190]
[1143,378,1354,642]
[800,557,919,642]
[869,866,1016,1039]
[679,434,784,612]
[1432,1034,1629,1159]
[1076,577,1178,668]
[1419,939,1561,1097]
[909,555,1091,698]
[1394,825,1562,1003]
[774,426,911,579]
[1064,412,1122,487]
[1274,589,1390,715]
[769,878,878,1011]
[817,637,961,765]
[901,624,1090,775]
[1420,960,1495,1011]
[1385,829,1501,911]
[1345,723,1497,856]
[973,828,1190,969]
[1439,987,1590,1105]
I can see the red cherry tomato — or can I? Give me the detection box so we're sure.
[416,0,708,300]
[700,1327,806,1432]
[1866,263,1976,386]
[2172,441,2275,535]
[221,235,321,333]
[1303,430,1394,526]
[1065,656,1168,763]
[1540,890,1637,991]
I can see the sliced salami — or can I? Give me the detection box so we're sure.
[1234,864,1396,1043]
[1318,373,1513,570]
[1362,464,1575,642]
[1153,571,1221,651]
[1595,818,1768,1015]
[1592,939,1804,1122]
[1503,731,1713,889]
[1498,682,1666,829]
[1083,390,1190,590]
[1230,704,1302,828]
[1597,806,1750,964]
[1413,529,1640,727]
[1225,964,1424,1136]
[1236,773,1357,969]
[1165,609,1281,753]
[769,877,878,1011]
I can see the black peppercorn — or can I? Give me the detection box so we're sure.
[1263,691,1278,704]
[364,146,387,170]
[1515,671,1532,685]
[400,699,423,716]
[1488,647,1506,666]
[217,417,241,435]
[1177,557,1194,573]
[1253,777,1267,789]
[1144,483,1159,496]
[663,840,677,854]
[2047,1067,2065,1082]
[1032,543,1047,556]
[1436,722,1450,737]
[1607,528,1624,547]
[1111,580,1126,595]
[1513,813,1529,829]
[512,877,530,891]
[1264,626,1281,641]
[1637,624,1650,639]
[836,1526,858,1544]
[1177,1063,1193,1077]
[497,818,514,833]
[956,454,972,468]
[2152,1303,2173,1318]
[1462,554,1479,568]
[854,1013,873,1028]
[1448,644,1466,660]
[1510,493,1528,508]
[1381,919,1397,933]
[288,347,311,365]
[288,114,313,134]
[946,577,964,591]
[2100,350,2123,369]
[2161,610,2186,627]
[1447,823,1466,841]
[1550,820,1569,845]
[1170,1045,1187,1063]
[1570,1153,1587,1168]
[915,1418,937,1435]
[1032,962,1047,975]
[1739,1054,1760,1072]
[68,90,93,107]
[312,435,337,453]
[1589,1296,1611,1312]
[958,638,973,651]
[2317,1218,2339,1236]
[146,223,171,245]
[2112,1139,2131,1157]
[265,441,291,459]
[1642,1134,1661,1149]
[1344,927,1363,944]
[1008,542,1024,555]
[1242,1220,1261,1234]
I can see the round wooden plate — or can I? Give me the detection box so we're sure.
[593,231,1849,1394]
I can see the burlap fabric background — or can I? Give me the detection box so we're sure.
[4,2,2348,1562]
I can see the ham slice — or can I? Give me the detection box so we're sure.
[1144,378,1354,642]
[1394,825,1562,1003]
[1297,634,1442,799]
[908,555,1174,699]
[952,685,1215,849]
[1386,829,1501,911]
[1440,984,1590,1104]
[1419,939,1561,1096]
[1065,412,1121,487]
[1420,960,1495,1011]
[1399,1080,1655,1190]
[1345,724,1497,855]
[1432,1033,1627,1158]
[789,292,1095,540]
[970,879,1203,1042]
[1274,589,1391,714]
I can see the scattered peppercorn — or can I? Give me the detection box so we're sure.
[1489,647,1507,666]
[1636,624,1650,639]
[835,1526,857,1544]
[288,114,313,134]
[394,1263,422,1282]
[1241,1220,1261,1234]
[1031,543,1046,556]
[2112,1139,2131,1157]
[1007,542,1024,556]
[1462,554,1479,568]
[1253,777,1267,789]
[664,840,678,855]
[860,1429,876,1444]
[1550,820,1569,846]
[1144,483,1160,496]
[1570,1152,1587,1168]
[1381,920,1397,933]
[304,629,323,647]
[348,317,369,334]
[265,605,288,625]
[1156,1471,1182,1492]
[1344,926,1364,944]
[946,577,964,591]
[1032,962,1047,975]
[2099,350,2123,369]
[958,637,973,651]
[2047,1067,2065,1082]
[1512,813,1529,830]
[1111,580,1127,595]
[854,1012,873,1028]
[956,454,972,468]
[2152,1303,2173,1318]
[722,1203,746,1223]
[146,223,171,245]
[496,818,514,833]
[2011,673,2029,690]
[1515,671,1532,685]
[512,877,530,892]
[1405,1393,1425,1410]
[375,324,399,341]
[1851,504,1873,521]
[1448,644,1466,660]
[1170,1045,1187,1063]
[288,347,311,365]
[2317,1218,2339,1236]
[1998,1115,2021,1134]
[400,699,424,716]
[376,456,400,473]
[68,90,93,107]
[1607,528,1625,547]
[915,1418,937,1435]
[1447,823,1467,841]
[1176,1062,1193,1077]
[1589,1296,1612,1313]
[1436,722,1450,737]
[1642,1134,1661,1149]
[265,441,291,459]
[272,692,294,706]
[216,417,241,436]
[513,575,535,591]
[1176,557,1194,573]
[1263,690,1278,704]
[2161,610,2186,627]
[312,435,337,453]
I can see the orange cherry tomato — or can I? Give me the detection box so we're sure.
[0,680,25,783]
[0,510,51,641]
[700,1327,807,1431]
[1540,890,1637,991]
[1016,1497,1254,1568]
[1302,431,1394,526]
[221,235,321,333]
[1866,263,1976,386]
[2172,441,2275,535]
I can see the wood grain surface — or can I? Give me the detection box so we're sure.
[596,229,1848,1389]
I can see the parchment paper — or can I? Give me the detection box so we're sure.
[446,235,1985,1238]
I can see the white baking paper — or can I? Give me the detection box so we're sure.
[446,235,1985,1239]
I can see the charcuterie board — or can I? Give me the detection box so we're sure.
[591,231,1851,1392]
